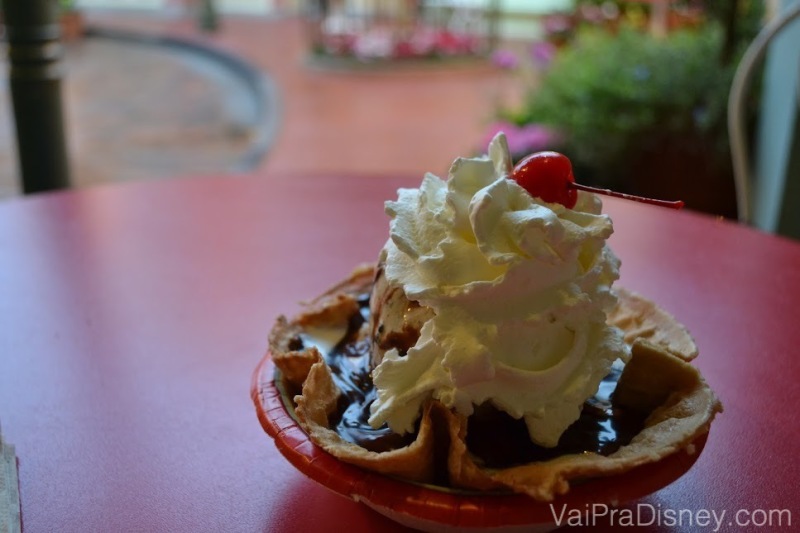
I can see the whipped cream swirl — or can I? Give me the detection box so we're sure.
[368,133,629,447]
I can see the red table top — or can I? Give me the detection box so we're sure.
[1,174,799,532]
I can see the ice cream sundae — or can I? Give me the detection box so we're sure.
[259,133,721,502]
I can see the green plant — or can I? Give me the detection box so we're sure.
[58,0,78,11]
[503,24,739,189]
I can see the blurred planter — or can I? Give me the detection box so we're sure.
[305,0,500,68]
[499,25,746,219]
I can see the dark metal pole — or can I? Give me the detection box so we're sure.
[2,0,71,194]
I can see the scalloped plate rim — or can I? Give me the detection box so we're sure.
[251,350,709,530]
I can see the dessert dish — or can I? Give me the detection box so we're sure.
[254,133,721,512]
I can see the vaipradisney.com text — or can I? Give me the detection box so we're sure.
[551,503,792,531]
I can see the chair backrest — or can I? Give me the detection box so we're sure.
[1,0,71,194]
[728,1,800,238]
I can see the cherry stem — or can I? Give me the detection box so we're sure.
[570,182,685,210]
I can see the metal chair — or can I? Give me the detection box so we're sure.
[729,1,800,238]
[1,0,70,194]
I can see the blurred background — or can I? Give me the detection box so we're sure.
[1,0,798,236]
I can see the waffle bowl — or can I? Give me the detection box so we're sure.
[251,267,720,531]
[253,353,710,532]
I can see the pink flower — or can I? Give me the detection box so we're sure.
[435,30,466,55]
[530,41,557,69]
[409,27,437,55]
[491,49,519,70]
[352,29,394,60]
[481,122,563,158]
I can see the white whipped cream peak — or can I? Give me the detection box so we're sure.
[369,133,629,447]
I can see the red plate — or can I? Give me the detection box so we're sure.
[251,351,708,532]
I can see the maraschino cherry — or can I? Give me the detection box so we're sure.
[511,151,684,210]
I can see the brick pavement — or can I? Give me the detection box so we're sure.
[0,12,520,199]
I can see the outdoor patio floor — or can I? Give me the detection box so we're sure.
[0,11,522,199]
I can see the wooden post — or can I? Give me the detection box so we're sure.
[1,0,71,194]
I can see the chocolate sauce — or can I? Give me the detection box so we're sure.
[376,325,421,357]
[295,295,646,466]
[296,294,416,453]
[465,366,647,468]
[373,289,423,357]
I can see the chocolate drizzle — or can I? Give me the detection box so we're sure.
[373,289,425,357]
[295,294,647,466]
[299,294,416,452]
[465,366,648,468]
